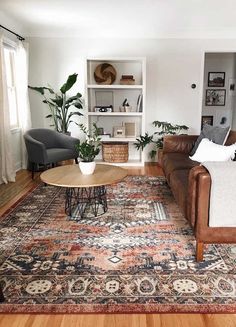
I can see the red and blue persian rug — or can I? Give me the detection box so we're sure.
[0,176,235,313]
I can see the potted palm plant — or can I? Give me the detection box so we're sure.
[29,73,83,134]
[135,121,189,165]
[75,123,101,175]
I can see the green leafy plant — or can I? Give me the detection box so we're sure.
[135,120,189,158]
[75,123,101,162]
[29,73,83,133]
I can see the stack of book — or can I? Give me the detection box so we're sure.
[120,75,135,85]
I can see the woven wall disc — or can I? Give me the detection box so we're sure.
[94,63,116,85]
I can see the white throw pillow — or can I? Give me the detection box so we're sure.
[189,138,236,163]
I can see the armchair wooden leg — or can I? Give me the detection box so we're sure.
[31,162,35,180]
[75,158,78,164]
[196,241,204,262]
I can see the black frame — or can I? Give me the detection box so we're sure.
[208,72,225,87]
[205,89,226,106]
[201,115,213,129]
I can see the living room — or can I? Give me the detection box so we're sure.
[0,1,236,326]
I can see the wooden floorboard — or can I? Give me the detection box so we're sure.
[0,163,235,327]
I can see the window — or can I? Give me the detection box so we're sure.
[3,45,18,128]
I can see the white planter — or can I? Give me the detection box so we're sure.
[79,161,96,175]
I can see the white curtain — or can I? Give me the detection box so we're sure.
[0,34,16,184]
[15,41,31,169]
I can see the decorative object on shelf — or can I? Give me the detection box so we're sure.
[100,133,111,141]
[95,90,114,107]
[229,78,236,96]
[205,89,226,106]
[75,123,101,175]
[120,74,135,85]
[136,94,143,112]
[201,115,213,129]
[94,105,113,112]
[125,122,137,137]
[120,98,132,112]
[220,116,227,125]
[97,127,104,135]
[94,63,116,85]
[29,73,83,134]
[113,125,125,138]
[208,72,225,87]
[102,142,129,163]
[135,120,189,159]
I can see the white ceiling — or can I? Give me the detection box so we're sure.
[1,0,236,39]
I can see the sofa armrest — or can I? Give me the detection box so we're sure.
[195,171,211,239]
[163,135,198,154]
[188,166,208,228]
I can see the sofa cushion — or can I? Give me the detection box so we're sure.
[169,169,189,218]
[46,148,75,163]
[162,153,199,182]
[190,124,230,156]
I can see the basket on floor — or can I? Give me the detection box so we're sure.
[102,142,129,163]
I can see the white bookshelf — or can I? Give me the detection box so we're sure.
[87,84,144,89]
[85,57,146,166]
[88,112,143,117]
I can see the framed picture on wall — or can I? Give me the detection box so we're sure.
[201,115,213,129]
[208,72,225,87]
[205,89,226,106]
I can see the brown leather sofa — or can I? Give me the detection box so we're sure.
[162,131,236,261]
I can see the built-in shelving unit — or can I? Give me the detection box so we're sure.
[87,84,144,89]
[85,57,146,166]
[88,112,143,117]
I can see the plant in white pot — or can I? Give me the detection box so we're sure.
[75,123,101,175]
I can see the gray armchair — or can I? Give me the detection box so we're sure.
[24,128,79,179]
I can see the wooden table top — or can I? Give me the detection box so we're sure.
[40,164,128,188]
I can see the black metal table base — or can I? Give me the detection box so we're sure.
[65,186,108,219]
[0,285,4,302]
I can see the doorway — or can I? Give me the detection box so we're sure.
[201,52,236,130]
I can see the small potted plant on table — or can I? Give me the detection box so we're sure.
[135,121,189,165]
[75,123,101,175]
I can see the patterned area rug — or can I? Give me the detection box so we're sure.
[0,176,236,313]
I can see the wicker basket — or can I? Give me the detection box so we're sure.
[102,142,129,163]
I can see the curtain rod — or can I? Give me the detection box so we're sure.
[0,24,25,41]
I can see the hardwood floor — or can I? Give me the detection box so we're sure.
[0,164,235,327]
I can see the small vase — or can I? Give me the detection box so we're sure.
[79,161,96,175]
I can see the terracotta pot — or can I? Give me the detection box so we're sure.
[79,161,96,175]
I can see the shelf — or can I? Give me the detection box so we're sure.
[86,57,146,167]
[100,137,137,142]
[95,159,144,167]
[88,112,143,117]
[87,84,143,89]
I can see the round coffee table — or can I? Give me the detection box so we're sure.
[40,164,127,219]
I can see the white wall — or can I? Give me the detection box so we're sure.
[28,37,236,160]
[202,53,236,128]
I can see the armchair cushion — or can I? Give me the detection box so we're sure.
[46,148,76,163]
